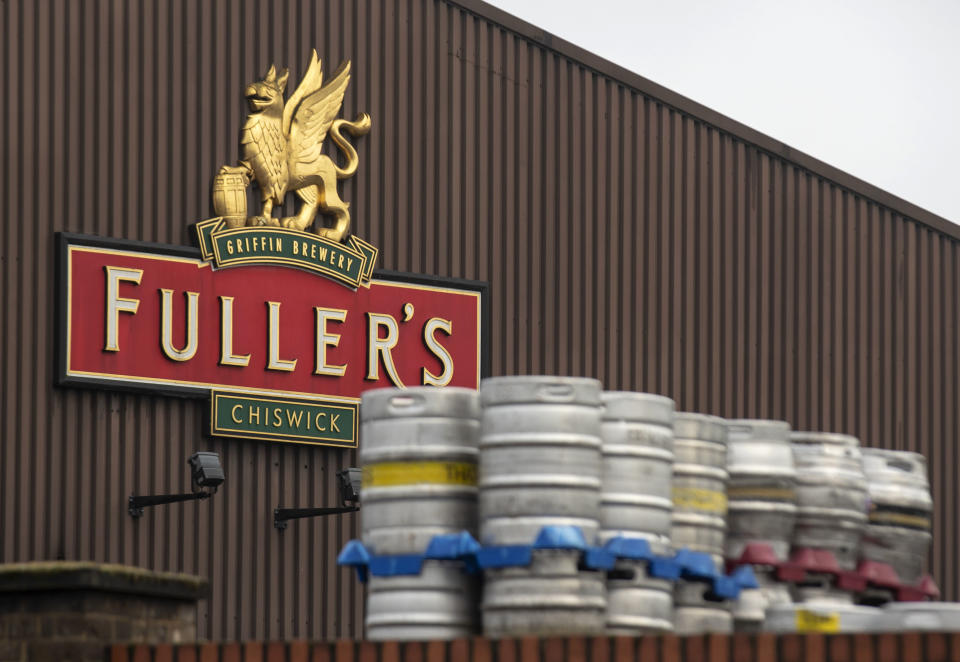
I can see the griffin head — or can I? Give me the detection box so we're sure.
[244,64,289,115]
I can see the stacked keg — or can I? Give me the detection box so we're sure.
[670,413,732,634]
[763,603,881,633]
[790,432,868,571]
[359,387,481,640]
[600,392,675,635]
[348,379,951,638]
[725,419,798,561]
[758,432,875,632]
[671,414,729,567]
[674,580,736,635]
[479,376,606,637]
[878,603,960,632]
[725,419,796,630]
[860,449,933,584]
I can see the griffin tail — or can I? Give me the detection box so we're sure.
[329,113,372,179]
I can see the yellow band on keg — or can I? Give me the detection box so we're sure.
[795,609,839,633]
[726,487,797,502]
[362,461,477,487]
[869,511,931,530]
[672,487,728,513]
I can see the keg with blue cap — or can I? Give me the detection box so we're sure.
[359,386,481,640]
[478,376,604,545]
[360,386,481,554]
[478,376,606,636]
[599,391,675,551]
[671,413,728,568]
[599,391,675,634]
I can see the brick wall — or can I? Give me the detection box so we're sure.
[0,562,207,662]
[0,588,198,662]
[109,633,960,662]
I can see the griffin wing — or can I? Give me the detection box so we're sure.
[282,49,323,136]
[285,59,352,169]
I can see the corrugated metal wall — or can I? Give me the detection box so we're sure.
[2,0,958,641]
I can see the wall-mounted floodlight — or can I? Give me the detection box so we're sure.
[274,468,360,530]
[128,452,224,518]
[338,467,361,505]
[189,451,226,489]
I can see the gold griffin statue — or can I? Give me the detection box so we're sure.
[218,49,371,242]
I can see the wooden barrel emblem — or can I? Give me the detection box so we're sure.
[212,173,248,228]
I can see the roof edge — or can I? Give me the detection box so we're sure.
[447,0,959,240]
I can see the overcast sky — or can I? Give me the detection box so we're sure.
[486,0,960,224]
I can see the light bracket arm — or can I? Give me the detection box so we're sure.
[273,505,359,530]
[128,491,211,518]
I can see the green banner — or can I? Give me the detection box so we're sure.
[194,218,377,289]
[210,391,357,447]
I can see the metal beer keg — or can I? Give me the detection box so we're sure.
[732,569,792,631]
[790,432,868,569]
[673,580,733,635]
[671,413,728,566]
[482,550,606,637]
[860,449,933,583]
[725,419,797,562]
[360,387,480,555]
[599,392,675,553]
[878,603,960,632]
[764,603,881,633]
[479,376,603,545]
[605,561,673,634]
[365,561,479,641]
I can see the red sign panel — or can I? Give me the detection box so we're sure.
[57,234,485,402]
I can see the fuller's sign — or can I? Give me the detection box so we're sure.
[57,234,486,447]
[55,49,487,448]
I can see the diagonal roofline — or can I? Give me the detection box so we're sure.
[449,0,959,240]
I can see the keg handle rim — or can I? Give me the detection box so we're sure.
[387,393,426,412]
[886,458,915,473]
[536,384,576,402]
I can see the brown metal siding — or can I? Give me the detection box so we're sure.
[2,0,959,640]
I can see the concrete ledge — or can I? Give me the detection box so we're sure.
[0,562,208,602]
